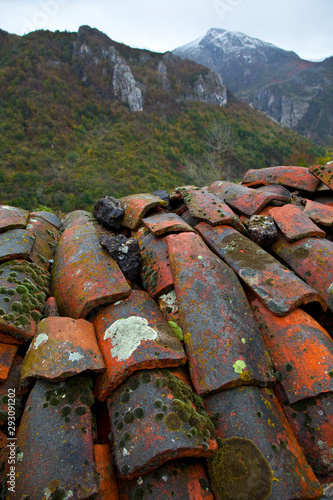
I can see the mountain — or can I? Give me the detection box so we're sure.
[0,26,324,212]
[173,28,333,146]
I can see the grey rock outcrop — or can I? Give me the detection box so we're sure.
[188,71,227,107]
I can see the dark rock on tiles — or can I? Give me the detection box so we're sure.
[175,186,245,231]
[304,199,333,226]
[0,205,29,233]
[271,233,333,311]
[119,193,168,230]
[15,375,98,498]
[93,290,186,400]
[0,260,50,341]
[205,386,323,499]
[0,343,18,382]
[0,354,23,425]
[166,231,274,396]
[153,189,171,209]
[310,162,333,190]
[197,223,327,315]
[0,229,35,263]
[249,295,333,403]
[247,214,278,247]
[275,384,333,480]
[93,195,125,230]
[135,226,173,298]
[107,369,217,480]
[269,204,326,242]
[118,457,214,500]
[19,316,106,394]
[94,444,119,500]
[52,221,131,319]
[242,166,320,192]
[209,181,290,216]
[143,212,195,236]
[26,214,60,270]
[100,233,141,281]
[30,210,62,230]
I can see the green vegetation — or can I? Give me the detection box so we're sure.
[0,28,324,212]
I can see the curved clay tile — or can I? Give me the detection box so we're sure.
[15,376,98,498]
[26,214,60,270]
[0,205,29,233]
[209,181,290,216]
[93,290,186,400]
[303,199,333,226]
[118,458,214,500]
[269,204,326,242]
[271,233,333,311]
[249,295,333,403]
[119,193,168,230]
[61,209,96,231]
[135,226,174,298]
[197,223,327,315]
[143,212,195,236]
[204,385,323,499]
[0,354,23,425]
[107,369,217,480]
[94,444,119,500]
[275,384,333,479]
[175,186,245,231]
[310,162,333,190]
[29,210,62,229]
[52,222,131,318]
[0,229,35,263]
[0,343,18,382]
[19,316,106,394]
[166,231,274,396]
[242,166,320,192]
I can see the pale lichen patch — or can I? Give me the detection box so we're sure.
[33,333,48,350]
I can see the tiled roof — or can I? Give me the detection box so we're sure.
[0,164,333,499]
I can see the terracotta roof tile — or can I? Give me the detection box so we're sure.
[135,226,174,298]
[249,295,333,403]
[0,229,35,263]
[1,164,333,495]
[269,204,326,241]
[15,376,98,498]
[52,221,131,318]
[93,290,186,400]
[243,166,320,191]
[0,343,18,382]
[19,316,106,394]
[143,211,195,235]
[107,369,217,480]
[209,180,290,216]
[0,205,29,232]
[176,186,245,231]
[304,199,333,226]
[205,386,323,499]
[197,223,326,315]
[119,193,168,230]
[166,231,274,395]
[271,233,333,311]
[118,458,214,499]
[310,162,333,189]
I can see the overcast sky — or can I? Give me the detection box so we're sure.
[1,0,333,61]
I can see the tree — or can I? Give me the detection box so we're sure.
[185,121,235,186]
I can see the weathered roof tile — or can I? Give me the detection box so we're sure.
[249,295,333,403]
[0,343,18,382]
[205,386,323,499]
[304,199,333,226]
[209,180,290,216]
[269,204,326,241]
[26,214,60,270]
[0,229,35,263]
[19,316,106,394]
[119,193,168,230]
[271,233,333,311]
[52,221,131,318]
[93,290,186,400]
[310,162,333,189]
[94,444,119,500]
[197,223,326,315]
[0,205,29,233]
[143,211,195,235]
[107,369,217,480]
[0,354,23,425]
[243,166,320,192]
[166,231,274,395]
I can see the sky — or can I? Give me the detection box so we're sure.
[1,0,333,61]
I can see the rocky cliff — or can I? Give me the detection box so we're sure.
[174,28,333,145]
